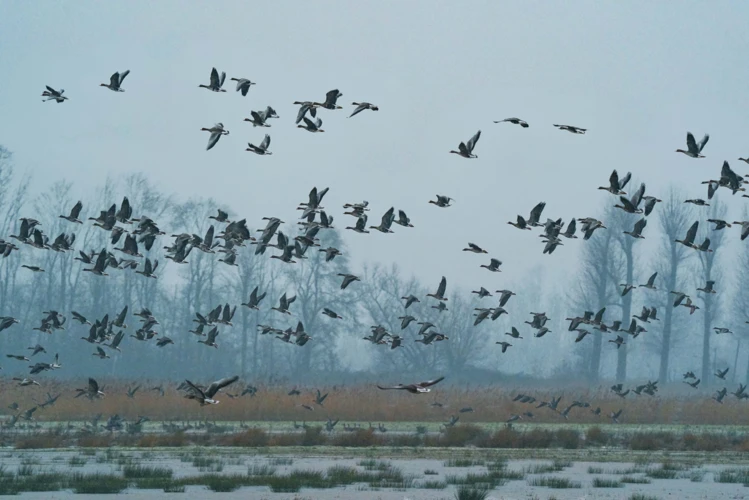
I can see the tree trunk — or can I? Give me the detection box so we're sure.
[617,241,634,381]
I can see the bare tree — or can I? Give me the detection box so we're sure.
[655,190,694,382]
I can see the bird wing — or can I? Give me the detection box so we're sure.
[647,272,657,286]
[207,131,221,150]
[466,130,481,152]
[698,134,709,152]
[118,70,130,84]
[529,202,546,223]
[634,217,647,234]
[685,221,699,244]
[376,384,405,390]
[96,346,106,357]
[349,103,366,118]
[609,170,619,190]
[219,71,226,87]
[436,276,447,297]
[302,116,315,129]
[260,134,270,150]
[71,201,83,218]
[686,132,698,153]
[184,380,206,399]
[619,172,632,190]
[209,67,220,87]
[420,376,445,387]
[206,375,239,398]
[88,378,99,392]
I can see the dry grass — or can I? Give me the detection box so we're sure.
[3,378,749,425]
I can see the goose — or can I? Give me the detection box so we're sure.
[676,132,709,158]
[733,221,749,240]
[230,77,255,96]
[713,388,727,404]
[135,258,158,278]
[76,378,105,399]
[319,246,341,262]
[59,201,83,224]
[707,219,731,230]
[473,309,490,325]
[338,273,360,289]
[104,330,124,352]
[450,130,481,158]
[201,123,229,151]
[623,217,647,239]
[642,196,662,216]
[494,117,528,128]
[649,307,659,321]
[21,265,44,272]
[272,293,296,315]
[496,289,516,307]
[619,284,635,296]
[599,170,631,195]
[496,341,512,353]
[93,346,110,359]
[41,86,68,103]
[553,124,586,134]
[463,243,488,254]
[505,327,522,339]
[608,335,626,349]
[246,134,272,155]
[426,276,448,301]
[471,287,492,298]
[209,209,231,223]
[183,376,239,405]
[370,207,395,233]
[639,272,657,290]
[322,308,342,319]
[156,337,174,347]
[218,251,238,266]
[697,280,716,293]
[684,378,701,388]
[610,409,623,423]
[507,215,532,230]
[298,116,325,132]
[670,291,689,307]
[241,286,266,310]
[561,219,578,239]
[376,376,444,394]
[574,329,590,342]
[685,199,709,206]
[715,367,729,380]
[480,258,502,272]
[197,326,219,348]
[681,297,699,314]
[100,70,130,92]
[7,354,29,362]
[293,101,318,124]
[82,249,109,276]
[401,295,420,309]
[313,89,343,110]
[244,110,270,127]
[713,327,732,334]
[349,102,378,118]
[429,195,454,207]
[199,67,227,92]
[675,221,699,249]
[534,327,551,338]
[345,215,369,233]
[393,210,413,227]
[527,202,546,227]
[398,315,416,329]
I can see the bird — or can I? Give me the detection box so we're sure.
[41,86,68,103]
[298,117,325,133]
[199,67,227,92]
[463,243,488,254]
[697,280,716,294]
[480,258,502,272]
[183,376,239,405]
[394,210,413,228]
[377,376,444,394]
[426,276,448,301]
[496,341,512,353]
[599,170,632,195]
[623,217,647,239]
[505,327,523,339]
[715,367,729,380]
[100,70,130,92]
[246,134,272,155]
[429,195,454,208]
[75,378,105,400]
[338,273,360,290]
[494,117,528,128]
[349,102,378,118]
[676,132,709,158]
[230,77,255,96]
[639,272,657,290]
[241,286,267,310]
[59,201,83,224]
[201,123,229,151]
[553,124,586,134]
[450,130,481,158]
[322,308,342,319]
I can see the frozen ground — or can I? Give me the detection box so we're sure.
[0,448,747,499]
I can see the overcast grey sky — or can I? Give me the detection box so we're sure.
[2,1,749,292]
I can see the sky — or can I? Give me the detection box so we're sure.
[2,1,749,293]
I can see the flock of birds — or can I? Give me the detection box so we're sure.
[3,67,746,429]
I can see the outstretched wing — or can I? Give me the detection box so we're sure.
[260,134,270,150]
[436,276,447,297]
[466,130,481,152]
[376,384,405,390]
[420,376,445,388]
[206,375,239,398]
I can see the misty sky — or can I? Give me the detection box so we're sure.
[2,1,749,293]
